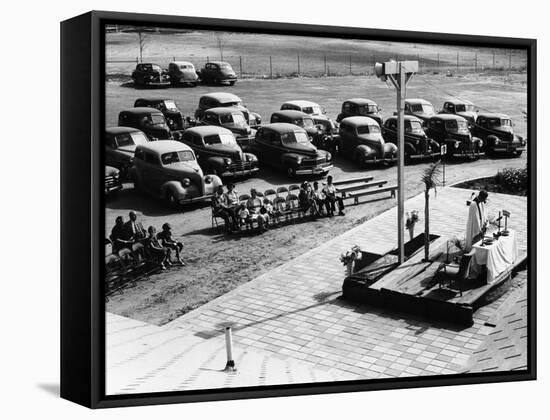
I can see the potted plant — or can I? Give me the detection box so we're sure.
[405,210,420,242]
[340,245,362,276]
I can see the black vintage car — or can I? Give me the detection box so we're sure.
[382,116,440,163]
[131,63,170,88]
[404,98,436,126]
[180,126,259,178]
[105,126,150,178]
[270,110,331,150]
[425,114,483,159]
[167,61,199,87]
[471,113,526,157]
[199,107,255,148]
[195,92,261,127]
[439,99,477,126]
[133,98,195,131]
[105,166,123,196]
[198,61,237,85]
[249,123,333,178]
[118,108,171,140]
[336,117,397,166]
[336,98,383,126]
[280,100,338,144]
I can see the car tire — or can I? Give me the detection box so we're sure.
[229,81,236,86]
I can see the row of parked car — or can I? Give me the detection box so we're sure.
[105,92,527,207]
[131,61,238,88]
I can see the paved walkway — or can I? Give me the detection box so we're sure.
[107,187,528,395]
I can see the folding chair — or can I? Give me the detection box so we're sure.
[276,186,289,198]
[239,193,251,203]
[264,188,277,201]
[288,184,300,194]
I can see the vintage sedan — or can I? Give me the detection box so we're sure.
[195,92,261,127]
[105,126,149,177]
[249,123,333,177]
[167,61,199,86]
[471,113,526,157]
[199,107,255,147]
[131,140,222,206]
[180,126,259,178]
[131,63,170,88]
[133,98,195,131]
[336,98,383,126]
[404,98,436,126]
[118,108,172,140]
[270,110,325,146]
[382,116,440,163]
[105,166,123,196]
[336,117,397,166]
[198,61,237,85]
[439,99,477,126]
[425,114,483,159]
[280,100,338,147]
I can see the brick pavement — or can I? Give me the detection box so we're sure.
[107,187,528,394]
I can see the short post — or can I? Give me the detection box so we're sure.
[437,52,440,68]
[509,52,512,71]
[269,56,273,79]
[475,53,478,72]
[456,52,459,72]
[324,54,327,75]
[239,56,243,78]
[173,56,176,62]
[297,55,300,75]
[224,326,236,371]
[493,52,496,69]
[441,144,447,186]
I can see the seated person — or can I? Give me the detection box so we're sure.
[246,189,267,230]
[323,175,345,216]
[110,216,133,253]
[298,181,320,218]
[157,223,185,266]
[224,183,239,208]
[262,197,274,217]
[123,211,148,257]
[144,226,170,270]
[312,181,327,215]
[237,204,251,229]
[212,185,235,232]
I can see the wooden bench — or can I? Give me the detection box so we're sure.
[345,184,398,205]
[338,180,388,197]
[332,175,374,186]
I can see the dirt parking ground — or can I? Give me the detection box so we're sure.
[105,73,527,325]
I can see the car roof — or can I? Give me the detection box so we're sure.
[477,112,510,119]
[207,61,231,66]
[137,140,194,155]
[272,110,310,119]
[261,123,307,133]
[120,107,164,115]
[137,63,161,67]
[171,61,194,66]
[431,114,468,122]
[444,98,474,105]
[205,107,245,116]
[201,92,242,102]
[385,115,423,123]
[106,126,142,135]
[341,116,380,126]
[135,98,174,104]
[406,98,433,105]
[184,125,234,136]
[344,98,378,105]
[282,100,320,108]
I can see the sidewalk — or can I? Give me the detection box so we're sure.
[107,187,528,394]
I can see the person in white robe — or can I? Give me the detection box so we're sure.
[465,190,489,252]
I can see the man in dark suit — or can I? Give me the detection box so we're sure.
[123,211,147,255]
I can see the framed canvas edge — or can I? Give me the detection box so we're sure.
[60,9,537,409]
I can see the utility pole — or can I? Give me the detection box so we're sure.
[375,60,418,264]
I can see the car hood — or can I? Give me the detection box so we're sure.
[412,112,434,121]
[116,144,137,155]
[144,126,171,140]
[284,141,319,156]
[164,161,203,175]
[206,143,244,158]
[222,123,252,136]
[457,111,477,121]
[105,166,119,176]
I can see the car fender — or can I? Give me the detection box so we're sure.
[486,134,499,146]
[281,153,302,168]
[429,139,441,152]
[354,144,374,158]
[384,142,398,154]
[160,180,186,200]
[205,156,227,169]
[404,142,416,155]
[244,152,258,162]
[203,175,223,196]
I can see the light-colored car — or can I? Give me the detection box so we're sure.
[167,61,199,87]
[199,107,255,147]
[131,140,222,206]
[404,98,436,126]
[195,92,262,127]
[105,126,149,178]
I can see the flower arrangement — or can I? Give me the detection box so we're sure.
[340,245,362,266]
[405,210,420,240]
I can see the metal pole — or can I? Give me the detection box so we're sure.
[224,326,236,371]
[239,56,243,78]
[475,53,478,72]
[456,52,459,72]
[297,55,300,75]
[324,55,327,75]
[493,52,496,69]
[397,64,406,264]
[269,56,273,79]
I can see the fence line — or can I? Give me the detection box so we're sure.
[106,51,527,79]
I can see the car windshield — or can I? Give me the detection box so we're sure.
[445,120,469,134]
[455,104,475,112]
[293,118,315,129]
[163,100,178,111]
[142,114,166,126]
[411,103,435,115]
[220,101,242,107]
[219,113,246,125]
[281,131,310,145]
[180,64,193,70]
[204,133,237,145]
[141,64,161,72]
[302,105,323,115]
[356,125,380,135]
[406,120,424,134]
[161,150,195,165]
[358,104,378,114]
[486,118,511,128]
[115,131,149,147]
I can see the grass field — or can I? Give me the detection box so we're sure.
[106,30,527,78]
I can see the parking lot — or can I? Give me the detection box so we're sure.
[105,73,527,325]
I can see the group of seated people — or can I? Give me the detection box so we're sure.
[109,211,184,270]
[212,176,345,234]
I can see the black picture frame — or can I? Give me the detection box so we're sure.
[61,10,536,409]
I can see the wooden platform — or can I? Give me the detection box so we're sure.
[343,236,527,326]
